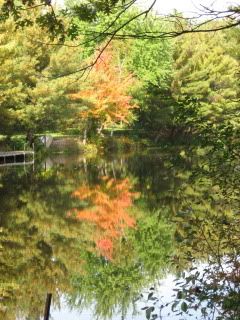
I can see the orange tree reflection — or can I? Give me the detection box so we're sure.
[69,177,138,260]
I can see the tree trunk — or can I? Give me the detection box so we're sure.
[97,124,104,136]
[26,130,34,148]
[83,129,87,145]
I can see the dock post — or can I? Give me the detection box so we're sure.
[24,143,26,163]
[43,293,52,320]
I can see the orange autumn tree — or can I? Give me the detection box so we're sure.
[70,49,137,134]
[68,177,138,260]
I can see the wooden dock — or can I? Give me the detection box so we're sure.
[0,150,34,166]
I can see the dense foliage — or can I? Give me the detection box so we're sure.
[0,2,240,320]
[0,4,239,147]
[0,139,239,319]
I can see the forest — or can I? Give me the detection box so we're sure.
[0,0,239,150]
[0,1,240,320]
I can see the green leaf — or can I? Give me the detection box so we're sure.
[171,301,179,312]
[181,302,188,313]
[148,292,154,300]
[146,306,154,320]
[141,306,149,310]
[177,291,183,299]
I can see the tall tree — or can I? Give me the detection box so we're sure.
[0,15,83,137]
[172,28,239,130]
[70,49,137,135]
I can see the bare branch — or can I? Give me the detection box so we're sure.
[30,2,240,79]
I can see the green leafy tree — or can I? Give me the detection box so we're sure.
[172,28,239,130]
[109,12,175,133]
[0,16,83,137]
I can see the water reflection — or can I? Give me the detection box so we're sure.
[0,143,239,319]
[69,176,137,260]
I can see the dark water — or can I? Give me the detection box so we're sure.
[0,144,239,320]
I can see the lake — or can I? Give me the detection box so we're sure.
[0,142,239,320]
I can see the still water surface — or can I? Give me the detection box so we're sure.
[0,145,239,320]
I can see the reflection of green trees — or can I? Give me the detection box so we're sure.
[70,207,174,319]
[66,167,175,318]
[0,142,239,319]
[168,212,240,319]
[0,159,175,320]
[157,145,240,319]
[126,142,239,319]
[0,166,86,319]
